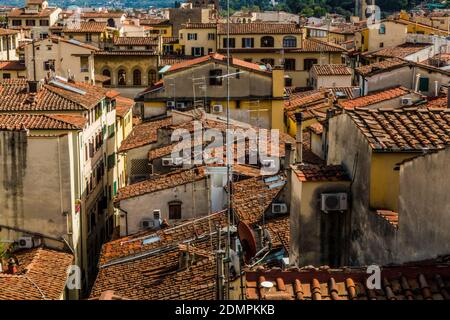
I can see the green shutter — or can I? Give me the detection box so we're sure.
[419,77,429,92]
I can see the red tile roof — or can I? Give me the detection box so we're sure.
[0,60,26,71]
[94,50,158,56]
[0,79,108,112]
[118,116,172,152]
[217,23,302,35]
[182,23,217,29]
[293,163,350,182]
[356,58,408,77]
[113,36,159,46]
[246,261,450,300]
[232,175,286,225]
[81,11,125,18]
[339,87,410,110]
[376,209,399,227]
[0,28,19,36]
[0,247,73,300]
[345,108,450,151]
[115,96,134,118]
[164,52,269,75]
[0,113,86,131]
[8,7,58,18]
[369,43,431,59]
[308,122,324,135]
[63,21,108,33]
[311,64,352,76]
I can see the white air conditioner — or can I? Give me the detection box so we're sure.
[162,157,183,166]
[272,203,288,214]
[321,193,348,212]
[140,219,154,229]
[18,236,41,249]
[176,102,186,109]
[212,104,223,113]
[261,159,275,168]
[400,97,413,106]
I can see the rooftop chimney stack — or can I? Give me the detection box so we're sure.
[294,112,303,164]
[27,80,40,93]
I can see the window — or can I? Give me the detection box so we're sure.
[209,69,223,86]
[133,69,142,86]
[261,58,275,67]
[283,36,297,48]
[208,48,213,54]
[261,36,274,48]
[26,20,36,27]
[43,60,55,71]
[12,20,21,26]
[304,58,318,71]
[107,153,116,170]
[148,69,157,85]
[379,42,384,48]
[40,20,49,26]
[2,73,10,79]
[86,33,92,42]
[80,56,89,72]
[118,69,126,86]
[102,69,111,86]
[223,37,235,48]
[168,201,182,220]
[242,38,254,48]
[284,59,296,71]
[108,124,115,138]
[379,24,386,34]
[285,77,293,87]
[107,18,115,28]
[192,47,204,56]
[208,33,215,40]
[419,77,429,92]
[40,33,48,40]
[187,33,197,40]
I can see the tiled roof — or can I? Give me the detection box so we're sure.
[118,116,172,152]
[376,209,399,227]
[217,23,302,34]
[94,73,110,83]
[62,21,108,33]
[139,18,171,26]
[369,43,430,59]
[356,58,408,77]
[0,79,107,112]
[295,39,346,53]
[94,50,158,56]
[246,261,450,300]
[8,7,57,18]
[311,64,352,76]
[115,167,207,202]
[0,28,19,36]
[339,87,410,110]
[292,163,350,182]
[182,23,217,29]
[115,96,134,118]
[0,247,73,300]
[113,36,159,46]
[308,122,324,135]
[159,55,193,66]
[81,11,125,18]
[345,108,450,151]
[164,53,269,75]
[264,215,290,252]
[0,113,86,131]
[232,175,286,225]
[0,60,26,71]
[90,212,228,300]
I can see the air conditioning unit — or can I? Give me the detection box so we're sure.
[212,104,223,113]
[400,97,413,106]
[162,157,183,167]
[140,219,154,229]
[261,159,275,168]
[176,102,186,109]
[167,101,175,108]
[321,193,348,212]
[18,236,41,249]
[272,203,288,214]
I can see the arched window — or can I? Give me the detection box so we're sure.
[88,19,96,22]
[102,69,111,86]
[379,24,386,34]
[107,18,115,28]
[148,70,157,85]
[118,69,126,86]
[261,36,274,48]
[133,69,142,86]
[283,36,297,48]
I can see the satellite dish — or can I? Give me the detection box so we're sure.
[237,221,257,263]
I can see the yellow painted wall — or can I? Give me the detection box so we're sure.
[179,27,217,55]
[369,152,418,211]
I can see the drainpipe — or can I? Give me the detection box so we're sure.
[294,112,303,164]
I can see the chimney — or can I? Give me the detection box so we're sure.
[294,112,303,164]
[271,65,285,98]
[206,166,228,212]
[284,142,294,169]
[7,259,17,275]
[27,80,40,93]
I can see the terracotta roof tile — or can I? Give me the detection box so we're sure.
[308,122,324,135]
[376,209,399,227]
[0,247,73,300]
[0,60,26,71]
[182,23,217,29]
[264,215,290,251]
[94,50,158,56]
[115,96,134,118]
[370,43,430,59]
[293,163,350,182]
[311,64,351,76]
[113,37,159,46]
[345,108,450,150]
[339,87,410,110]
[8,7,57,18]
[0,28,19,36]
[217,23,302,35]
[118,116,172,152]
[356,58,408,77]
[63,21,108,33]
[139,18,171,26]
[81,12,125,18]
[0,113,86,131]
[246,261,450,300]
[232,175,286,225]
